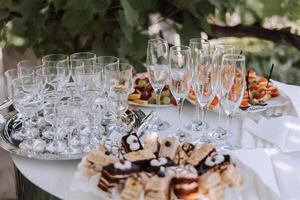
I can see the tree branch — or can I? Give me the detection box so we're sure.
[210,24,300,49]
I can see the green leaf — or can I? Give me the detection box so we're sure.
[19,0,46,20]
[0,0,12,9]
[199,16,212,35]
[128,0,157,12]
[118,10,133,42]
[62,0,94,34]
[120,0,139,26]
[261,0,284,17]
[178,13,200,45]
[52,0,68,9]
[92,0,111,15]
[0,8,9,20]
[92,40,118,56]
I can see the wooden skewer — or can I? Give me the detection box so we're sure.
[246,70,251,99]
[267,63,274,86]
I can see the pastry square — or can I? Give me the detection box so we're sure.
[159,136,180,160]
[143,131,160,155]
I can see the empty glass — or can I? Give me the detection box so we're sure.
[70,52,96,66]
[42,54,69,67]
[194,53,216,142]
[95,56,120,126]
[36,66,68,153]
[4,68,29,140]
[17,59,41,77]
[218,54,246,150]
[168,45,191,141]
[208,44,235,140]
[12,75,46,152]
[146,38,170,131]
[104,63,133,134]
[186,38,210,131]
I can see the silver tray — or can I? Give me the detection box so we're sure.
[0,109,148,160]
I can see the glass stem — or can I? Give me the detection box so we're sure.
[227,114,233,136]
[195,102,200,122]
[155,89,162,121]
[217,99,222,126]
[176,98,185,129]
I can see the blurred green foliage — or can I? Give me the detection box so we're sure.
[0,0,299,84]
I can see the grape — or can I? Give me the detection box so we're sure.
[141,91,150,100]
[161,96,171,105]
[148,97,156,104]
[161,90,170,97]
[138,80,147,87]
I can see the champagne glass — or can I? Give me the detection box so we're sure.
[208,44,235,140]
[219,54,246,150]
[146,38,170,131]
[36,66,68,153]
[104,63,133,135]
[42,54,69,67]
[168,45,191,141]
[186,38,210,131]
[12,75,46,152]
[70,52,96,66]
[95,56,119,126]
[194,53,216,142]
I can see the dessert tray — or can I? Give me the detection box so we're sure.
[71,132,279,200]
[0,109,148,160]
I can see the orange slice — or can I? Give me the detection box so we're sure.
[128,93,141,100]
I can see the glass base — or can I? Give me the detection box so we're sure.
[147,118,170,131]
[207,126,227,141]
[176,129,191,142]
[185,119,202,131]
[19,139,46,153]
[46,140,67,153]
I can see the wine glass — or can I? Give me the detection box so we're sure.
[42,54,69,67]
[75,64,106,152]
[4,68,31,140]
[186,38,210,131]
[104,63,133,135]
[194,52,216,142]
[146,38,170,131]
[168,45,192,141]
[17,59,41,77]
[218,54,246,150]
[36,66,68,153]
[12,75,46,152]
[95,56,120,134]
[70,52,96,66]
[208,44,235,140]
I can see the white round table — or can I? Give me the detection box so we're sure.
[8,103,300,199]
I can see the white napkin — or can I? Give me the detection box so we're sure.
[272,80,300,117]
[266,149,300,200]
[242,116,300,153]
[232,149,281,198]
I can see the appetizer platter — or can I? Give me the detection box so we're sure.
[128,73,176,107]
[73,131,245,200]
[188,69,289,113]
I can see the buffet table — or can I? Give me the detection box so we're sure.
[2,78,300,200]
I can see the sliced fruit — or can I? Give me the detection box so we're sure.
[128,93,141,100]
[132,99,148,105]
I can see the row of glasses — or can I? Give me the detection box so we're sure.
[6,52,129,154]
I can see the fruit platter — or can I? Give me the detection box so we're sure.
[188,69,289,113]
[128,73,176,107]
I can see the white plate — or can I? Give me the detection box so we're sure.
[128,101,172,108]
[186,89,290,114]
